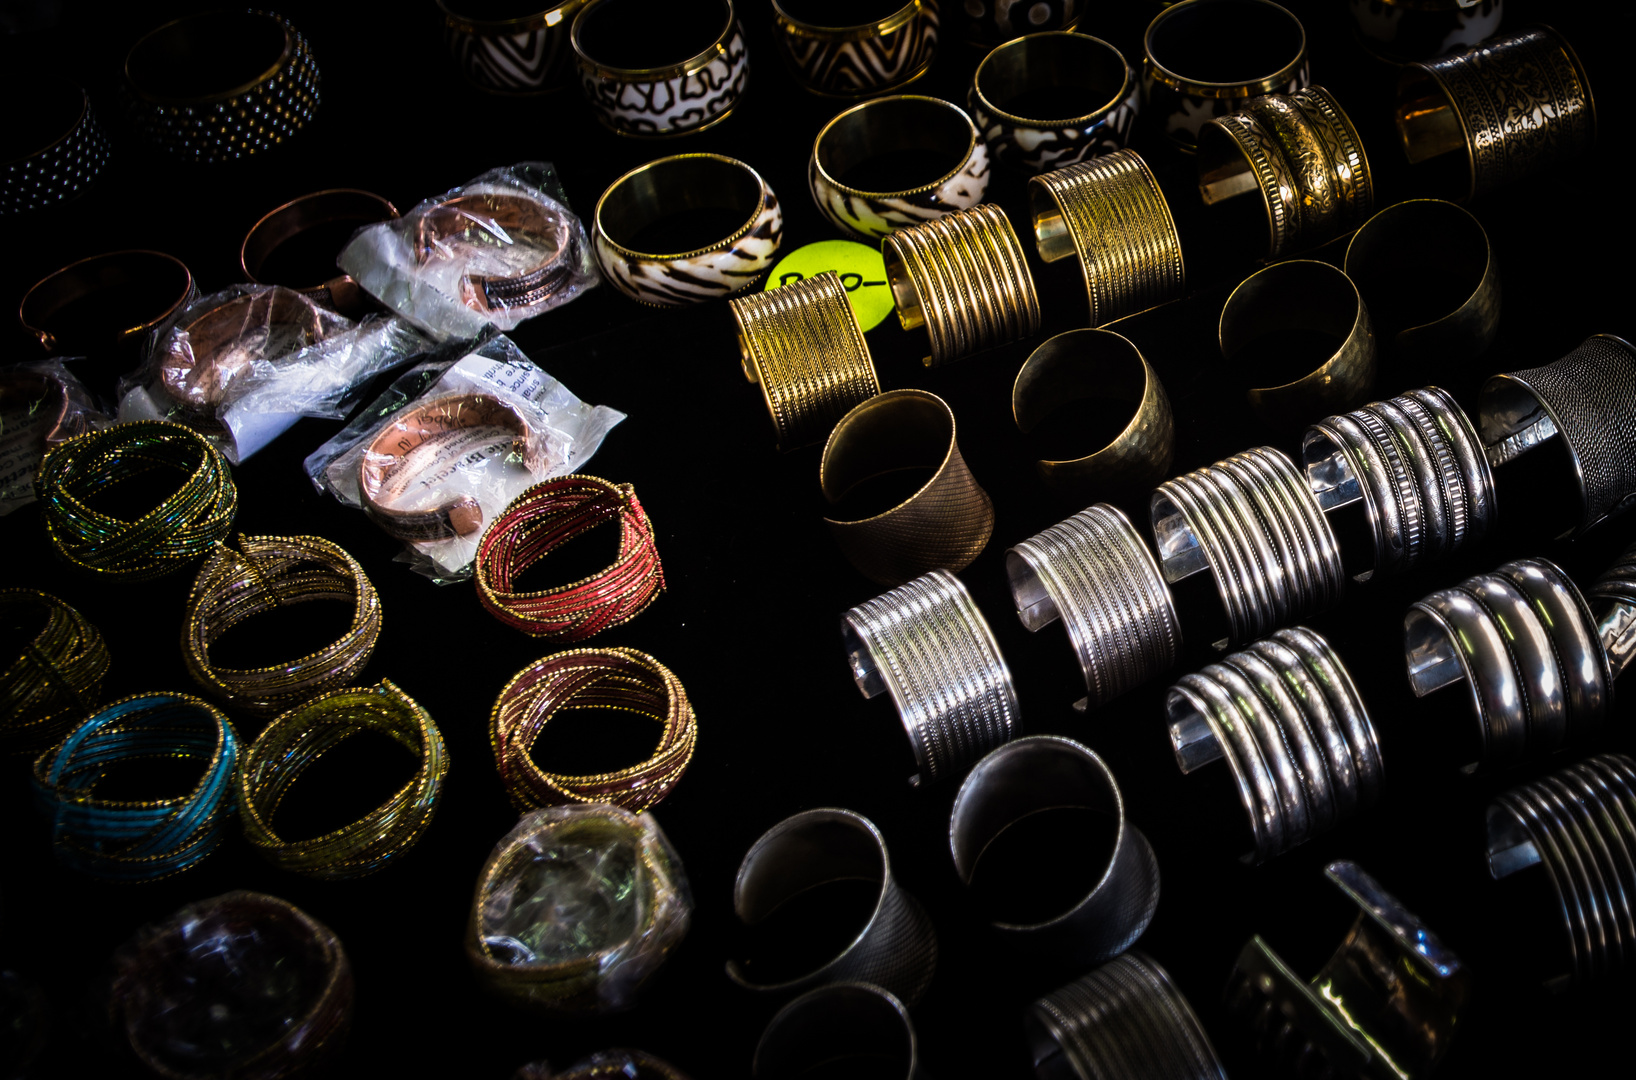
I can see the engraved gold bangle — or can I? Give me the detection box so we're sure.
[182,535,383,717]
[881,203,1040,367]
[1029,149,1185,328]
[0,590,109,753]
[730,271,880,450]
[820,390,994,586]
[238,680,448,879]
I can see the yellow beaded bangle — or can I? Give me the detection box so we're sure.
[1,589,109,752]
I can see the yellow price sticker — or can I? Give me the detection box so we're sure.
[764,240,896,332]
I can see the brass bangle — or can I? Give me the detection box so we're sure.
[18,250,193,356]
[820,390,994,586]
[571,0,748,137]
[0,590,109,753]
[241,189,399,313]
[1396,25,1595,202]
[771,0,938,99]
[1199,85,1374,259]
[731,271,880,450]
[183,535,383,717]
[490,648,697,813]
[969,31,1138,176]
[238,680,449,879]
[2,74,109,215]
[881,203,1040,367]
[1029,149,1185,327]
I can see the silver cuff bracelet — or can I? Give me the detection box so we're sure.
[754,982,920,1080]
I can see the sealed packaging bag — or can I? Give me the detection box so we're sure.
[0,360,101,516]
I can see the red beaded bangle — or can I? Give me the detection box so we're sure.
[474,475,664,640]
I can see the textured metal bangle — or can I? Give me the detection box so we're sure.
[1405,557,1609,771]
[1479,334,1636,537]
[1588,542,1636,682]
[1488,752,1636,987]
[1152,445,1345,647]
[1304,386,1496,581]
[1029,149,1185,327]
[490,648,696,813]
[1029,952,1225,1080]
[951,736,1158,965]
[754,983,920,1080]
[0,590,109,753]
[532,1051,694,1080]
[881,203,1040,367]
[183,535,382,716]
[842,569,1016,786]
[1167,627,1381,863]
[821,390,993,586]
[727,808,937,1005]
[1006,504,1180,712]
[1227,860,1468,1079]
[2,77,109,215]
[730,271,880,451]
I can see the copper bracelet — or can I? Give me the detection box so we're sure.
[417,192,581,313]
[158,287,339,420]
[241,189,399,313]
[19,250,193,355]
[0,368,81,448]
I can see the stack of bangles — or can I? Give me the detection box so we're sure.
[475,475,664,640]
[1,590,110,752]
[490,648,696,813]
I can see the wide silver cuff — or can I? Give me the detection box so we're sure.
[754,982,921,1080]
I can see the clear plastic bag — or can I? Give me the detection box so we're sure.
[338,162,599,340]
[0,359,102,516]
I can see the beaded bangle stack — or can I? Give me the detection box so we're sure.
[0,590,109,752]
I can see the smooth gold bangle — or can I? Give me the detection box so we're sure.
[731,271,880,450]
[238,680,448,879]
[0,590,109,753]
[183,535,382,717]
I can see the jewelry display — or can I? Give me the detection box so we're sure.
[754,983,920,1080]
[772,0,938,99]
[2,74,108,215]
[439,0,588,95]
[572,0,748,136]
[241,189,399,313]
[18,250,193,355]
[0,590,109,753]
[969,32,1138,175]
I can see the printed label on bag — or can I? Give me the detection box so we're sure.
[0,402,52,514]
[765,240,895,331]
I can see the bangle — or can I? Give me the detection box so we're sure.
[0,590,110,753]
[417,192,584,313]
[571,0,749,137]
[475,477,664,640]
[438,0,589,96]
[239,680,448,879]
[490,648,696,812]
[970,32,1138,176]
[771,0,937,99]
[754,984,917,1080]
[532,1051,695,1080]
[183,535,383,716]
[241,188,399,313]
[32,691,238,881]
[35,421,238,581]
[158,288,339,420]
[1031,953,1224,1080]
[2,74,109,215]
[18,250,193,356]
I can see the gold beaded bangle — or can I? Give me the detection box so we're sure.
[183,535,382,717]
[238,680,449,879]
[0,590,109,753]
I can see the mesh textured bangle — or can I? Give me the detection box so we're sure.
[238,681,448,879]
[475,477,665,640]
[32,691,238,881]
[1,590,110,753]
[35,421,238,581]
[491,648,696,813]
[183,535,383,717]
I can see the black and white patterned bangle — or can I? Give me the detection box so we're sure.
[2,79,109,215]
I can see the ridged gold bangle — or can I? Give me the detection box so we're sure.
[1030,149,1186,328]
[183,535,382,717]
[0,590,109,753]
[730,271,881,450]
[821,390,994,586]
[238,680,448,879]
[881,203,1039,367]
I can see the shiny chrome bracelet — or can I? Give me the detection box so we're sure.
[842,570,1017,786]
[754,983,920,1080]
[1167,627,1381,863]
[727,808,936,1005]
[950,736,1157,966]
[1006,504,1180,712]
[1588,542,1636,681]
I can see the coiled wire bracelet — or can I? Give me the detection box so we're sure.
[490,648,696,813]
[238,680,449,879]
[32,691,238,881]
[475,476,664,640]
[183,534,383,717]
[35,421,238,580]
[1,589,110,752]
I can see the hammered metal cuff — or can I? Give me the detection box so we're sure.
[1405,557,1610,771]
[1588,542,1636,682]
[1167,627,1381,863]
[842,569,1016,786]
[1006,504,1180,712]
[727,808,937,1004]
[1152,446,1345,647]
[1304,386,1496,581]
[754,983,920,1080]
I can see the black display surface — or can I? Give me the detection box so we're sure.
[2,1,1633,1075]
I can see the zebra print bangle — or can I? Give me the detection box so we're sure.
[1152,445,1345,647]
[241,189,398,313]
[970,31,1138,176]
[1488,753,1636,987]
[754,983,920,1080]
[727,808,938,1005]
[0,590,109,754]
[772,0,937,99]
[2,76,109,215]
[572,0,748,137]
[1030,149,1186,327]
[1006,504,1180,712]
[962,0,1081,45]
[1588,542,1636,681]
[1167,627,1381,863]
[730,271,880,450]
[951,737,1159,965]
[594,153,783,306]
[841,569,1016,786]
[1405,557,1609,771]
[1304,386,1495,581]
[439,0,588,95]
[881,203,1040,367]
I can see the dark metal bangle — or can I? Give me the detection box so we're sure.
[1,75,109,215]
[754,983,920,1080]
[0,589,109,753]
[241,189,399,313]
